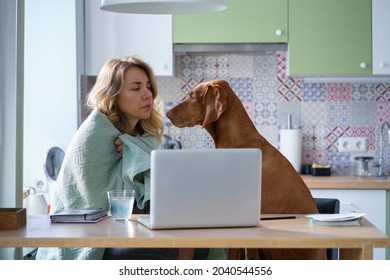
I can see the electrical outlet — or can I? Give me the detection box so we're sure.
[338,137,367,152]
[34,178,46,192]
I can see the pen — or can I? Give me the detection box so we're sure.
[261,216,296,221]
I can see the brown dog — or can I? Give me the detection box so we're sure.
[166,79,326,260]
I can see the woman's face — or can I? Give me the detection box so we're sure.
[117,67,153,131]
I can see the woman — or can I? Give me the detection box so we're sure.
[36,56,178,260]
[88,55,163,142]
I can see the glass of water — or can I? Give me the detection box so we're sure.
[107,190,135,221]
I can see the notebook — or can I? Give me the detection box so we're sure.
[50,208,108,223]
[138,148,262,229]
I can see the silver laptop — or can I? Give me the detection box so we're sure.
[138,148,262,229]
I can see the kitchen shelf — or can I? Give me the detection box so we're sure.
[301,175,390,190]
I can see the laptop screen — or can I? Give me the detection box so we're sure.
[144,148,262,229]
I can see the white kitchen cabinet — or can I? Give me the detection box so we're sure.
[84,0,173,76]
[372,0,390,75]
[310,189,387,260]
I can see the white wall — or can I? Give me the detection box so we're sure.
[84,0,173,76]
[24,0,78,203]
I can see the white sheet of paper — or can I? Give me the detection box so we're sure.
[306,213,366,222]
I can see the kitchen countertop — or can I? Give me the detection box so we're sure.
[301,175,390,190]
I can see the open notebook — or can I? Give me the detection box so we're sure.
[138,148,262,229]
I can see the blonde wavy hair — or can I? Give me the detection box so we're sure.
[86,56,164,143]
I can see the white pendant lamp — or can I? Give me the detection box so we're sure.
[100,0,227,14]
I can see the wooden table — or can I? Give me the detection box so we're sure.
[1,214,389,260]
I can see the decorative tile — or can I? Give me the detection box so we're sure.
[228,77,254,102]
[228,54,253,78]
[179,77,205,94]
[203,131,215,149]
[176,55,205,79]
[326,83,351,102]
[181,127,206,149]
[324,126,351,152]
[276,52,304,101]
[350,126,376,150]
[254,101,277,126]
[277,102,301,128]
[327,151,351,175]
[242,101,254,119]
[257,125,278,148]
[204,55,229,79]
[277,76,303,101]
[163,125,184,141]
[376,102,390,124]
[351,83,375,101]
[302,125,316,151]
[163,101,179,129]
[302,150,315,165]
[327,102,350,127]
[156,76,183,102]
[301,102,327,127]
[303,124,341,163]
[253,76,278,103]
[254,54,277,77]
[276,51,287,78]
[302,83,326,102]
[313,125,329,151]
[312,150,328,165]
[328,151,350,163]
[375,83,390,102]
[350,101,376,126]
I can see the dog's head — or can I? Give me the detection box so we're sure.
[166,80,228,128]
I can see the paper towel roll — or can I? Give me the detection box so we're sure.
[280,129,302,173]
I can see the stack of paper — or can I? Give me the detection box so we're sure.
[306,213,365,226]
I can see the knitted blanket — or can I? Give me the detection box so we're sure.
[36,109,158,260]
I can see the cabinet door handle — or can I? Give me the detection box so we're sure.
[379,62,386,68]
[360,62,367,69]
[275,29,283,36]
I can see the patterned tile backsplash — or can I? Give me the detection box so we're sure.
[156,51,390,176]
[79,51,390,176]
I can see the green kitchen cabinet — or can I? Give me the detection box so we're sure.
[288,0,372,76]
[173,0,288,43]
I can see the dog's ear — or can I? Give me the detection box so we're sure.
[202,84,227,127]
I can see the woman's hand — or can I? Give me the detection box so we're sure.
[115,138,124,155]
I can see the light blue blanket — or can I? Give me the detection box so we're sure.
[36,109,158,260]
